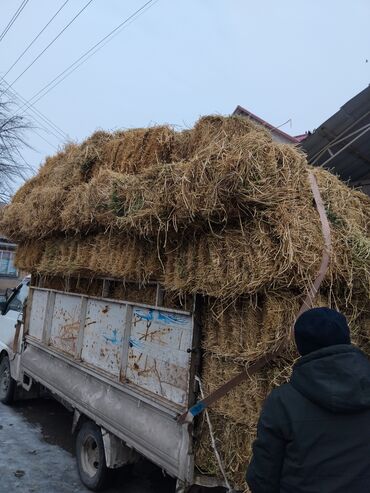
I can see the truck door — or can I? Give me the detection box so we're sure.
[0,280,29,354]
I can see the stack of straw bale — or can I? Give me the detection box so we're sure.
[1,116,369,491]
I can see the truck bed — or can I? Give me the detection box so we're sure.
[21,286,197,482]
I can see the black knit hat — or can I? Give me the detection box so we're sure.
[294,307,351,356]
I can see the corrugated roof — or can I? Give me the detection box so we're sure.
[301,85,370,183]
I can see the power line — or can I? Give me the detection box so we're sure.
[4,86,60,151]
[15,97,66,144]
[3,79,69,140]
[19,0,157,113]
[0,0,30,44]
[32,128,59,151]
[0,0,27,42]
[6,0,94,91]
[1,0,71,80]
[0,0,72,142]
[2,78,68,142]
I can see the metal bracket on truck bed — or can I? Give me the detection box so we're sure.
[101,428,140,468]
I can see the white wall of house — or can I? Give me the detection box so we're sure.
[0,240,22,291]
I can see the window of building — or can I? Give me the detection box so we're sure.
[0,249,18,277]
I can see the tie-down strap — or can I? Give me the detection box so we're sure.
[178,170,332,424]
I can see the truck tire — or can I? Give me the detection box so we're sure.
[76,421,109,491]
[0,355,16,404]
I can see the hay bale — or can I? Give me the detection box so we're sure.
[110,281,157,305]
[15,234,164,284]
[201,354,292,426]
[195,354,294,492]
[5,118,368,303]
[69,277,105,296]
[38,275,69,292]
[202,295,300,360]
[107,131,308,236]
[15,241,45,271]
[355,314,370,353]
[162,219,324,299]
[195,293,370,490]
[0,186,67,240]
[1,115,309,240]
[195,412,254,492]
[1,135,112,241]
[59,169,122,234]
[2,114,370,491]
[39,275,105,296]
[313,166,370,233]
[99,125,176,174]
[36,275,160,305]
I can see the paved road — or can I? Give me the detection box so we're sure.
[0,398,176,493]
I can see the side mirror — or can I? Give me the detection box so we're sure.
[5,288,14,298]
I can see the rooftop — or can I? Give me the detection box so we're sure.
[233,105,299,144]
[301,85,370,186]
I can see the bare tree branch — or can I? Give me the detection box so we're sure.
[0,84,30,202]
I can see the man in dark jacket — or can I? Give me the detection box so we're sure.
[246,307,370,493]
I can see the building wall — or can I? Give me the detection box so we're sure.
[0,239,23,292]
[0,277,21,291]
[268,131,294,144]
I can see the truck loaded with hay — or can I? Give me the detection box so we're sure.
[0,115,369,492]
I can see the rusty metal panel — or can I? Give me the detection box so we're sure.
[126,307,193,407]
[28,289,48,341]
[27,288,195,409]
[21,343,194,482]
[49,293,81,355]
[81,299,127,377]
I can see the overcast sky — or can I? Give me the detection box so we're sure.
[1,0,369,185]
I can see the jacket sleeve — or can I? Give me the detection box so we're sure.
[246,389,287,493]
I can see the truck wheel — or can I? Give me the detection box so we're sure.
[76,421,109,491]
[0,355,16,404]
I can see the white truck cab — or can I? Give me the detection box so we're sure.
[0,276,30,403]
